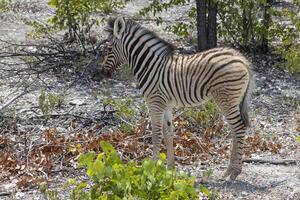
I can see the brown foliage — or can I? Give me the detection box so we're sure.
[0,119,283,189]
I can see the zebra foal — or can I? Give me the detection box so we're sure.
[101,17,252,180]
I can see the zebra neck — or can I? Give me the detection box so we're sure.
[129,44,170,78]
[131,52,170,95]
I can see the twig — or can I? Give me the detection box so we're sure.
[126,132,152,140]
[191,134,206,153]
[47,167,81,175]
[0,192,10,197]
[99,110,116,114]
[29,113,103,122]
[73,30,87,54]
[217,12,240,47]
[0,89,29,111]
[0,185,38,197]
[119,117,134,127]
[0,50,77,58]
[111,11,189,23]
[94,39,109,55]
[243,158,297,165]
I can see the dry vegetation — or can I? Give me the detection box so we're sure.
[0,0,300,199]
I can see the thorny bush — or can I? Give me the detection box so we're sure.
[47,0,125,42]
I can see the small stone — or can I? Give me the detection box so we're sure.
[69,99,86,106]
[241,191,248,196]
[292,189,300,200]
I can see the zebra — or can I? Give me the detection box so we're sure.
[101,17,253,180]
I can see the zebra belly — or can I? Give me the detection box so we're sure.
[158,85,210,108]
[174,95,210,108]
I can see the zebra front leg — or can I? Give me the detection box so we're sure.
[148,102,165,161]
[163,109,174,168]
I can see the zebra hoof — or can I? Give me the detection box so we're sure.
[222,166,242,181]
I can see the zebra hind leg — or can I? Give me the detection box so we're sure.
[163,109,174,168]
[223,106,247,181]
[213,91,248,180]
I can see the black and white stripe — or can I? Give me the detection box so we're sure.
[102,17,253,180]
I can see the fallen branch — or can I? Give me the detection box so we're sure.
[29,113,103,122]
[243,158,297,165]
[0,36,108,83]
[0,90,29,111]
[0,192,10,197]
[0,185,38,197]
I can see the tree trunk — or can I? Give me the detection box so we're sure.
[207,0,217,48]
[242,0,249,49]
[196,0,207,51]
[261,0,271,53]
[248,2,255,48]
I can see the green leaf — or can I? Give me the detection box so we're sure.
[38,89,49,115]
[48,0,58,7]
[199,185,211,197]
[48,93,57,111]
[78,151,96,167]
[100,140,114,154]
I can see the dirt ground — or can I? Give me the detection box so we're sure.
[0,0,300,200]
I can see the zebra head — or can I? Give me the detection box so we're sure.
[101,17,127,77]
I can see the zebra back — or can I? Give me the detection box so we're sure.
[103,17,252,111]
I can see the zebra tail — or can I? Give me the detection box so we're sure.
[239,70,254,128]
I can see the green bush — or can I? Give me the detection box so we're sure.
[71,141,199,199]
[138,0,271,47]
[102,96,136,134]
[39,183,60,200]
[182,101,220,127]
[102,84,139,134]
[138,0,300,75]
[0,0,11,12]
[281,45,300,74]
[38,90,65,116]
[272,1,300,75]
[138,0,194,43]
[26,0,125,40]
[48,0,124,38]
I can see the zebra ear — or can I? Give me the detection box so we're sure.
[113,17,125,39]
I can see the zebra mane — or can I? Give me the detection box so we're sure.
[106,18,175,54]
